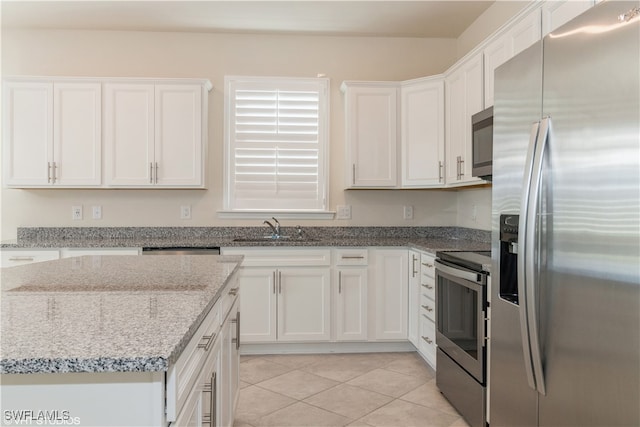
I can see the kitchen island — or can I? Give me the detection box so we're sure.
[0,254,242,426]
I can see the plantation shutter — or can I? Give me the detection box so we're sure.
[225,77,328,211]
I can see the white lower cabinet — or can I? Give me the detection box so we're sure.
[334,248,368,341]
[416,252,437,368]
[371,248,408,340]
[408,250,421,347]
[221,248,331,343]
[168,277,240,426]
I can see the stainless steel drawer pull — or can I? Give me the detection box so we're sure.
[422,262,434,268]
[422,336,433,344]
[8,256,35,261]
[341,255,365,259]
[198,333,216,351]
[421,305,434,312]
[232,312,241,350]
[228,287,239,296]
[421,284,434,290]
[203,371,217,425]
[150,163,154,184]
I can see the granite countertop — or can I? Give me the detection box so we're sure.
[0,254,243,375]
[1,226,491,254]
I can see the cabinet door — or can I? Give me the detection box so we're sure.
[407,250,421,347]
[484,9,541,108]
[344,84,398,188]
[445,54,484,186]
[238,268,277,343]
[155,84,203,187]
[543,0,593,36]
[401,79,445,187]
[104,83,155,186]
[335,267,368,341]
[278,267,331,341]
[53,83,101,186]
[373,249,408,340]
[3,81,53,186]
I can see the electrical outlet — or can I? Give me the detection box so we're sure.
[336,205,352,220]
[403,205,414,220]
[180,205,192,220]
[92,205,102,220]
[72,206,83,220]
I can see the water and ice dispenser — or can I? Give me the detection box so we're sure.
[499,214,519,304]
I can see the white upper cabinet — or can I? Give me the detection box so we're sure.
[445,53,484,186]
[342,82,399,188]
[3,80,101,187]
[542,0,594,36]
[104,83,155,186]
[484,8,542,107]
[400,77,445,188]
[105,82,206,188]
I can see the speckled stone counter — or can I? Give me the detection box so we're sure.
[1,226,491,253]
[0,254,242,374]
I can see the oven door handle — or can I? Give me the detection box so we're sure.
[435,259,484,284]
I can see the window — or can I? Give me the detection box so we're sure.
[223,76,329,214]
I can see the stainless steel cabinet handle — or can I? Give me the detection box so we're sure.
[8,256,35,262]
[459,158,464,178]
[421,305,434,312]
[338,271,342,294]
[278,271,282,294]
[352,164,356,185]
[438,161,443,182]
[198,333,216,351]
[47,162,52,183]
[273,271,276,294]
[149,163,154,184]
[203,371,217,425]
[155,162,159,184]
[228,287,239,296]
[341,255,365,260]
[412,255,418,277]
[232,311,241,350]
[421,284,434,290]
[422,262,434,268]
[421,336,433,344]
[456,156,461,180]
[51,162,57,184]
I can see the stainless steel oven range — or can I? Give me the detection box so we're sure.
[435,250,490,427]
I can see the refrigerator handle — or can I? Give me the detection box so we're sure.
[520,117,551,396]
[518,121,540,393]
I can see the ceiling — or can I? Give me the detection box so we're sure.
[1,1,495,38]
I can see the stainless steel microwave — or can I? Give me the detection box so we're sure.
[471,106,493,179]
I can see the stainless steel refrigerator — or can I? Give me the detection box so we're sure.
[490,1,639,426]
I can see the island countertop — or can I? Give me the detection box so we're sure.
[0,254,243,375]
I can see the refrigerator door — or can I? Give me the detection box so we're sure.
[490,42,542,426]
[539,1,640,425]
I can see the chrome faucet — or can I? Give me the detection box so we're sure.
[263,217,281,238]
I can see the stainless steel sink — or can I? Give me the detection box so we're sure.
[232,236,318,243]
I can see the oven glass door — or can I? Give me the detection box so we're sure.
[436,259,486,384]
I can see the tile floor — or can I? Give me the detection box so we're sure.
[234,352,470,427]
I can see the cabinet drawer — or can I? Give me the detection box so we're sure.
[166,301,221,422]
[334,248,368,266]
[420,293,436,322]
[420,253,435,278]
[419,315,436,362]
[420,276,436,300]
[1,249,60,268]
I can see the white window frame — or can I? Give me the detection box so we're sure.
[221,76,331,219]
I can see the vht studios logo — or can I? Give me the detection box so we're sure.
[3,409,80,425]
